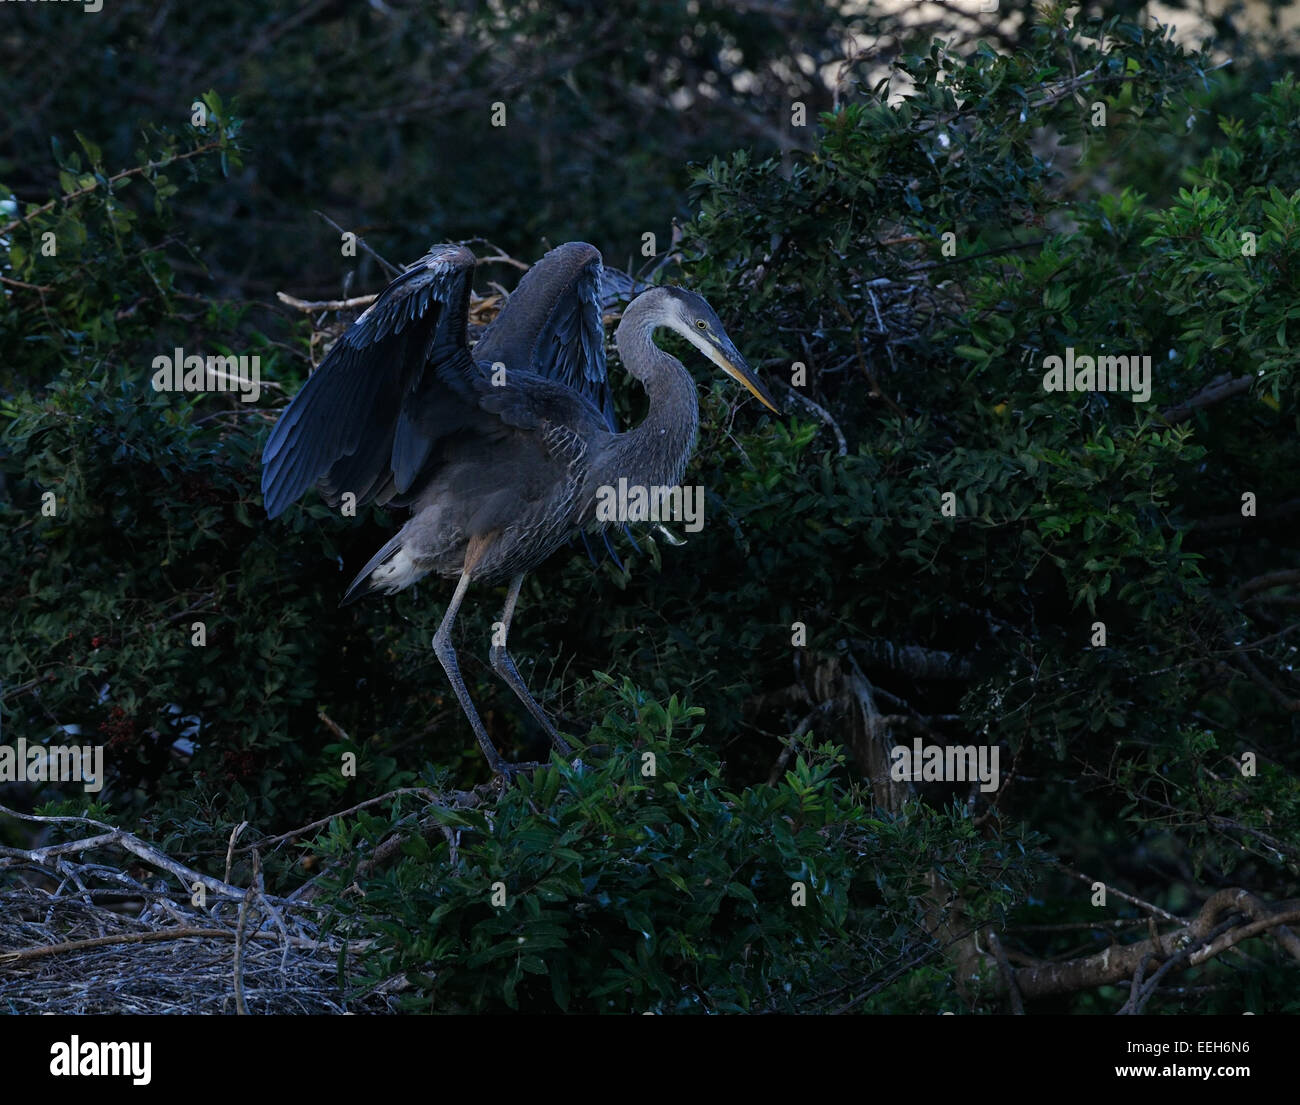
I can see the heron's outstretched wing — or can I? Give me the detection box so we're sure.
[261,244,478,518]
[472,241,617,431]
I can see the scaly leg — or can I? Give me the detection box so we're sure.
[490,573,574,758]
[432,568,510,775]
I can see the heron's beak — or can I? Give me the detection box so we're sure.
[709,337,781,415]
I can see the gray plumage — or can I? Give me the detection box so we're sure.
[261,241,778,780]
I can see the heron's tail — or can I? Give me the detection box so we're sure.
[340,530,430,606]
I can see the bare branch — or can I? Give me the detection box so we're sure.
[1161,374,1254,424]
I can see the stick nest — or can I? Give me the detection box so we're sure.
[0,803,402,1014]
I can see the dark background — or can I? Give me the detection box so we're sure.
[1,0,1298,1013]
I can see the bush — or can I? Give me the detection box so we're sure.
[3,6,1297,1013]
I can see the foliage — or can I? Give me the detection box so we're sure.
[315,679,1041,1014]
[2,4,1298,1012]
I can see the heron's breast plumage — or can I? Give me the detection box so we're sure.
[399,414,593,583]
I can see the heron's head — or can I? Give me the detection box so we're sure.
[659,287,781,414]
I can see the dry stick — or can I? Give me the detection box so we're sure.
[277,286,499,315]
[1226,621,1300,654]
[836,299,907,419]
[0,831,247,902]
[224,821,248,886]
[283,787,494,904]
[1200,813,1298,862]
[1,804,269,905]
[316,710,351,743]
[233,850,261,1016]
[0,927,289,964]
[313,210,400,278]
[0,275,55,293]
[0,675,53,701]
[780,383,848,456]
[1160,373,1255,424]
[227,786,441,855]
[1021,59,1232,111]
[1131,784,1300,864]
[910,237,1049,273]
[1055,864,1180,921]
[276,291,377,313]
[475,251,530,273]
[164,590,221,625]
[1012,919,1151,934]
[238,843,292,971]
[973,736,1024,828]
[55,864,104,937]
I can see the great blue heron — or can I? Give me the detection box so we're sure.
[261,242,778,781]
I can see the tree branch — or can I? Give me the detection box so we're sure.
[1161,374,1254,424]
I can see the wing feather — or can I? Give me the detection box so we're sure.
[261,244,477,518]
[473,242,617,430]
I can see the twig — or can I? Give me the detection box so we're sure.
[224,821,248,886]
[233,850,260,1016]
[312,210,400,277]
[1,804,260,904]
[276,291,378,313]
[1026,59,1231,111]
[767,705,832,785]
[836,300,907,419]
[0,927,289,964]
[1161,374,1254,424]
[227,786,441,854]
[1055,865,1180,921]
[0,140,223,238]
[0,275,54,293]
[317,710,351,743]
[475,252,530,272]
[781,383,848,455]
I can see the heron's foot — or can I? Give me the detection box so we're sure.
[488,748,594,792]
[490,759,547,793]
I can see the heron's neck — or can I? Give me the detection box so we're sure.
[607,317,699,489]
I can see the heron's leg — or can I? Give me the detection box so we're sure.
[490,573,574,758]
[432,568,508,775]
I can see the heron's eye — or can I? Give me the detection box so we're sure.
[695,319,708,330]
